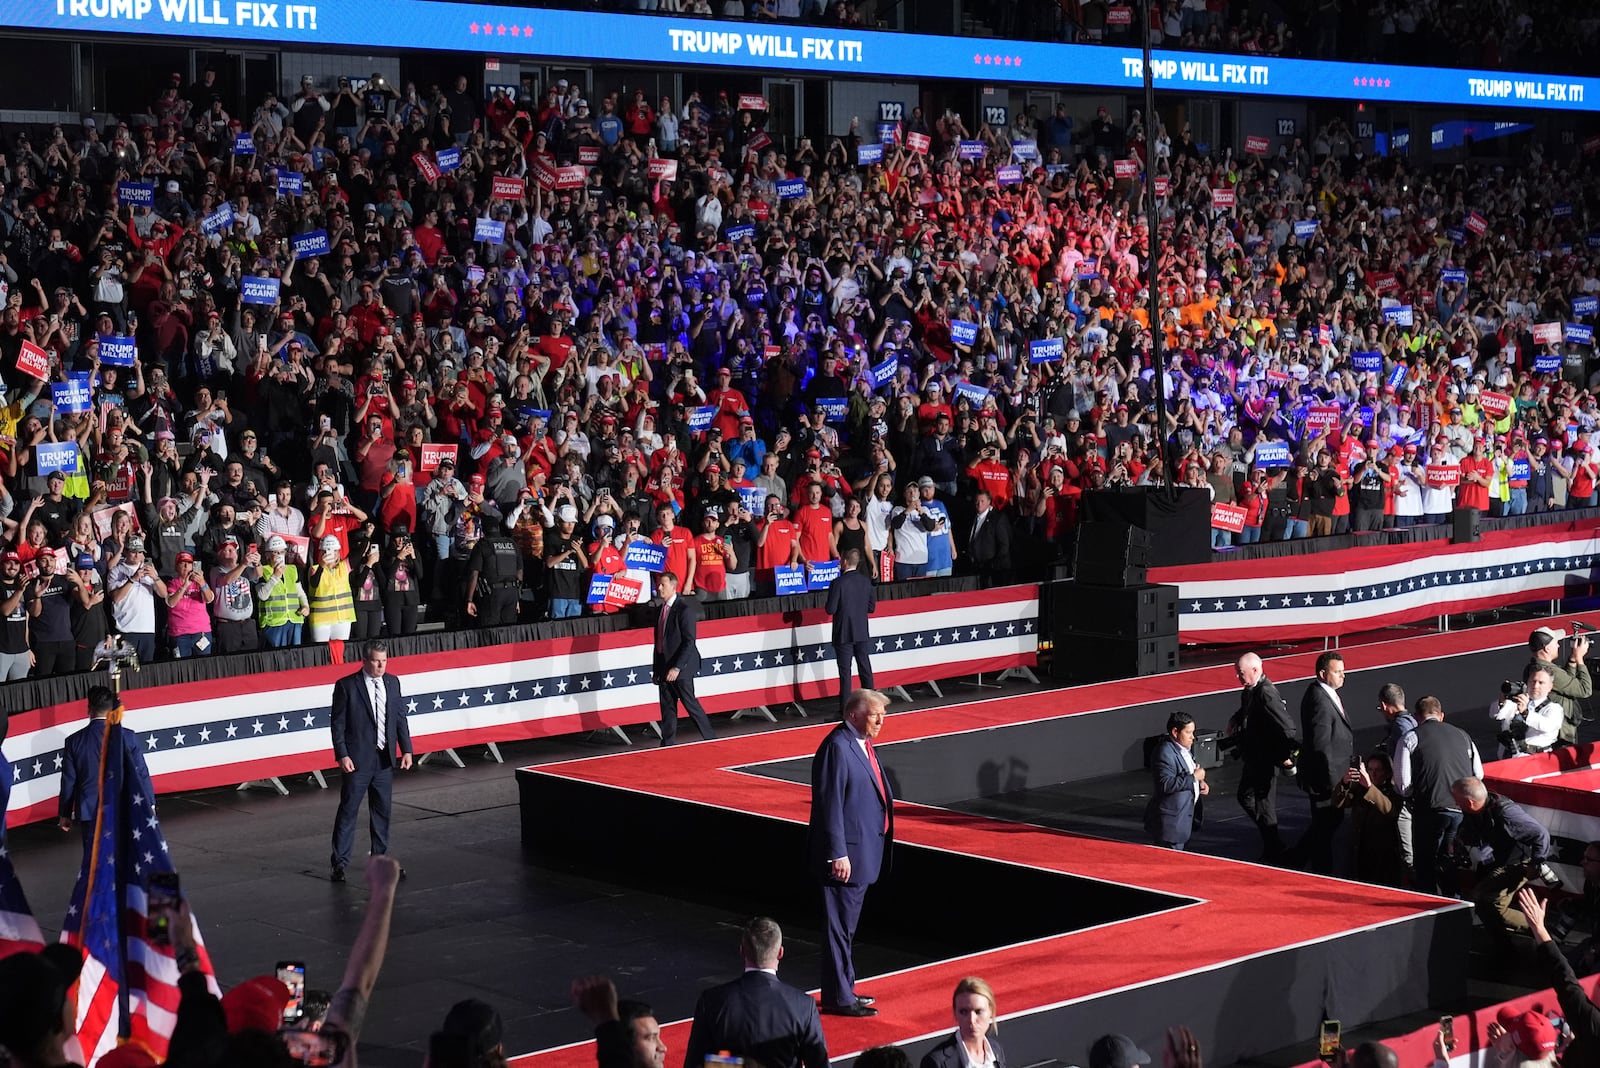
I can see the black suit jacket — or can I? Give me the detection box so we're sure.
[654,596,701,680]
[1299,682,1352,799]
[330,669,412,772]
[825,567,875,644]
[920,1033,1008,1068]
[1229,678,1299,764]
[966,509,1012,572]
[682,970,829,1068]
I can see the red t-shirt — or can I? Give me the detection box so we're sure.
[756,518,799,575]
[693,534,728,593]
[795,503,833,564]
[653,526,694,586]
[1458,454,1492,511]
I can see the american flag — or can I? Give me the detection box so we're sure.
[61,710,218,1067]
[0,838,46,959]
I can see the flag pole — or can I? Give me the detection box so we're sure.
[91,635,141,1041]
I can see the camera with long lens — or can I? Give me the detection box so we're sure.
[1497,679,1530,755]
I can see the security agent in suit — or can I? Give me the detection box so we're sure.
[1293,650,1354,874]
[807,688,893,1017]
[1228,652,1299,861]
[654,571,715,745]
[921,976,1007,1068]
[964,490,1012,576]
[1145,711,1207,850]
[825,549,876,718]
[682,917,829,1068]
[58,686,156,855]
[329,640,414,882]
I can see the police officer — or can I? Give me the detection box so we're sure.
[58,685,155,860]
[466,523,523,627]
[1526,626,1592,745]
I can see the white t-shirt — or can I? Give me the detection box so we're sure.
[108,562,157,633]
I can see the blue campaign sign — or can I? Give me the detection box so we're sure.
[1387,361,1408,391]
[870,356,898,388]
[240,275,281,306]
[738,486,766,514]
[774,564,807,597]
[277,170,304,195]
[1029,337,1065,363]
[1446,228,1467,245]
[51,379,92,413]
[292,229,331,259]
[1512,457,1532,481]
[1589,234,1600,250]
[958,140,986,159]
[435,146,462,171]
[996,165,1023,185]
[950,320,979,346]
[200,202,233,235]
[816,397,848,423]
[776,178,807,199]
[624,542,667,573]
[586,575,612,604]
[876,121,898,144]
[35,441,78,475]
[1357,406,1375,429]
[1442,268,1468,285]
[116,181,154,206]
[1293,219,1318,238]
[1382,305,1414,326]
[807,559,841,590]
[97,334,137,367]
[1351,350,1383,372]
[1254,441,1292,468]
[474,217,506,243]
[1575,296,1599,317]
[953,381,989,406]
[725,222,757,243]
[1012,140,1038,160]
[1569,324,1595,345]
[688,405,718,432]
[232,132,255,155]
[1536,352,1563,373]
[1554,203,1574,217]
[857,143,884,165]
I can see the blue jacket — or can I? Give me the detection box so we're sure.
[1144,737,1197,847]
[807,724,893,885]
[59,719,155,822]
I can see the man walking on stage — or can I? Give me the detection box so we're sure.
[330,640,413,882]
[825,549,876,719]
[808,689,893,1017]
[654,570,715,745]
[1294,651,1353,874]
[1228,652,1299,862]
[59,685,154,862]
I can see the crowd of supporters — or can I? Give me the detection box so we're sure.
[0,62,1596,673]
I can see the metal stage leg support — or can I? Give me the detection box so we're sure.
[485,743,504,764]
[732,706,778,722]
[309,770,328,790]
[996,666,1039,684]
[959,673,1003,690]
[237,777,289,797]
[418,749,465,769]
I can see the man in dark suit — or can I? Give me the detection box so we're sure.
[329,640,413,882]
[1293,650,1353,874]
[1228,652,1300,862]
[682,917,829,1068]
[825,549,876,719]
[807,688,892,1017]
[654,571,715,745]
[58,686,155,859]
[1145,711,1206,850]
[964,490,1011,576]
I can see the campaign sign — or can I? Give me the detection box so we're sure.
[1478,391,1512,420]
[1306,404,1341,432]
[953,381,989,407]
[1387,362,1408,391]
[425,148,458,175]
[232,132,255,155]
[1029,337,1065,364]
[603,575,644,609]
[1153,176,1169,197]
[491,175,527,200]
[1465,212,1488,235]
[1317,324,1333,345]
[52,378,92,413]
[950,320,979,346]
[688,405,718,432]
[1104,5,1132,24]
[556,165,587,190]
[1512,457,1532,481]
[413,152,440,182]
[1210,502,1247,533]
[958,140,986,160]
[876,121,898,145]
[807,559,842,591]
[1576,296,1599,317]
[996,165,1023,185]
[577,145,601,165]
[1113,159,1138,179]
[97,334,137,367]
[586,575,612,605]
[1426,465,1461,488]
[774,564,807,596]
[1264,368,1291,383]
[738,486,766,514]
[725,223,757,243]
[1012,140,1038,160]
[35,441,78,475]
[1243,134,1270,155]
[116,181,154,206]
[291,229,331,260]
[857,143,884,165]
[737,93,768,111]
[1535,352,1564,373]
[1446,228,1466,245]
[16,340,52,379]
[240,275,281,306]
[420,442,458,471]
[1254,441,1292,468]
[1294,219,1319,238]
[1442,268,1468,285]
[1533,322,1563,345]
[648,158,679,181]
[1589,233,1600,250]
[1569,324,1595,345]
[466,265,485,286]
[276,170,304,196]
[816,397,848,423]
[474,218,507,243]
[1210,187,1235,208]
[1553,203,1574,218]
[776,178,807,199]
[870,357,898,388]
[905,131,930,154]
[624,542,666,573]
[200,202,233,235]
[1351,350,1383,372]
[1382,305,1414,327]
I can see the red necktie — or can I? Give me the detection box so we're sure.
[866,741,890,833]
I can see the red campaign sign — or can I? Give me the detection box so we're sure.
[643,343,666,362]
[555,165,587,190]
[906,131,930,154]
[1533,322,1563,345]
[420,442,458,472]
[763,345,781,359]
[1153,176,1169,197]
[746,131,772,153]
[1426,465,1461,489]
[1113,159,1138,179]
[1244,134,1270,155]
[1373,272,1398,293]
[279,533,311,566]
[1104,5,1133,24]
[577,145,601,165]
[1465,212,1488,235]
[1265,368,1291,383]
[491,175,527,200]
[603,574,644,608]
[532,157,559,190]
[1210,187,1235,208]
[16,340,51,379]
[647,158,678,181]
[1210,503,1247,533]
[1478,390,1512,419]
[413,152,440,182]
[737,94,768,111]
[1306,404,1341,432]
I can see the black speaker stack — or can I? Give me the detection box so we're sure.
[1051,522,1180,682]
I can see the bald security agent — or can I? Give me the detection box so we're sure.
[808,689,893,1016]
[682,917,828,1068]
[825,548,876,719]
[1228,652,1299,862]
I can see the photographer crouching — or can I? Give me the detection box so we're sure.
[1493,669,1565,757]
[1526,625,1594,746]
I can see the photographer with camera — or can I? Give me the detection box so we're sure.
[1527,625,1594,745]
[1492,668,1565,757]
